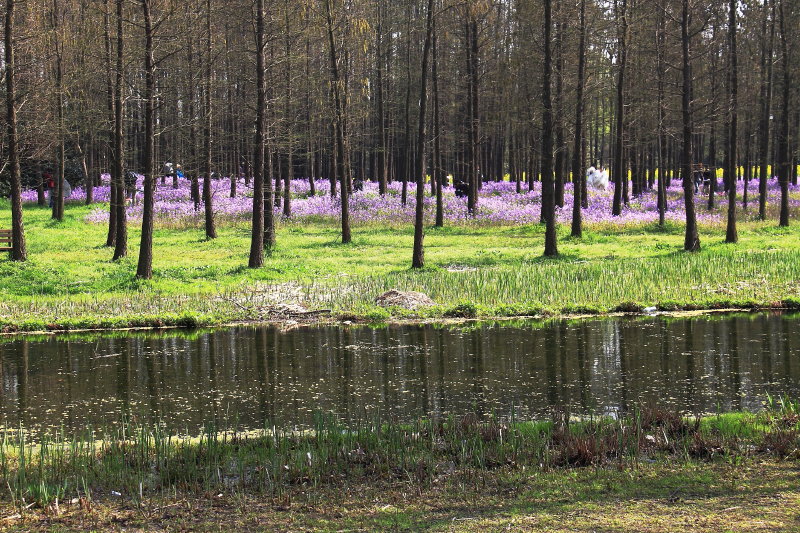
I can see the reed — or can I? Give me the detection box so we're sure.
[1,402,797,512]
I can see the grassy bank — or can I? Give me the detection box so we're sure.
[1,400,799,531]
[4,461,799,531]
[1,201,799,332]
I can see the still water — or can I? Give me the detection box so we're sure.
[1,313,798,432]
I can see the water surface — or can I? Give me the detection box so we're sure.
[1,313,798,432]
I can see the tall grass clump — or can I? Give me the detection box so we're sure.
[1,402,798,511]
[301,249,800,314]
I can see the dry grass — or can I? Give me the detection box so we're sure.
[2,460,798,532]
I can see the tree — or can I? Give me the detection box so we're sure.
[655,0,667,227]
[553,4,565,209]
[51,0,66,222]
[542,0,558,257]
[724,0,738,243]
[411,0,435,269]
[324,0,351,244]
[433,14,444,228]
[103,0,117,248]
[776,0,791,227]
[202,0,217,240]
[611,0,628,217]
[757,0,775,221]
[375,2,388,196]
[4,0,27,261]
[112,0,127,261]
[2,0,795,269]
[280,0,293,218]
[249,0,267,268]
[136,0,156,279]
[570,0,587,238]
[467,11,480,216]
[707,21,719,211]
[681,0,700,252]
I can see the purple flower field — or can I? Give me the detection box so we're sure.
[23,174,799,229]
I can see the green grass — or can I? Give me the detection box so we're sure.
[1,200,799,331]
[5,460,800,531]
[1,402,799,531]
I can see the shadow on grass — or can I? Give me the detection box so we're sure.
[344,462,797,532]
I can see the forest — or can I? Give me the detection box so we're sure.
[1,0,797,274]
[3,2,800,531]
[2,0,800,300]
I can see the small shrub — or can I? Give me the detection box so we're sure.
[783,298,800,310]
[363,307,390,322]
[334,311,361,322]
[688,432,725,459]
[444,302,478,318]
[175,314,200,328]
[639,406,695,440]
[657,300,682,311]
[761,430,799,457]
[614,301,643,313]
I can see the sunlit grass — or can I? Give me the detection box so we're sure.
[1,200,799,331]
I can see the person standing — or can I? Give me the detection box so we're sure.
[44,170,55,208]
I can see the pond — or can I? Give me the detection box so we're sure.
[1,313,798,433]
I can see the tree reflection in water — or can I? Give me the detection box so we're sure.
[1,313,798,433]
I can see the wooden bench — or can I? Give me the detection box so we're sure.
[0,229,12,252]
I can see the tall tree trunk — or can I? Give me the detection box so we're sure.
[681,0,700,251]
[283,5,292,218]
[52,0,65,222]
[136,0,156,279]
[79,140,93,205]
[4,0,26,261]
[708,125,717,208]
[103,0,117,246]
[464,20,475,208]
[265,135,276,246]
[468,15,480,214]
[542,0,558,257]
[433,18,444,228]
[401,11,412,207]
[112,0,127,261]
[376,3,387,196]
[225,27,236,198]
[725,0,738,243]
[188,37,200,211]
[250,0,267,267]
[554,11,565,208]
[612,0,627,217]
[203,0,217,239]
[777,0,790,227]
[304,24,315,196]
[707,23,719,210]
[412,0,435,269]
[743,118,752,209]
[570,0,587,238]
[324,0,351,243]
[758,0,775,220]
